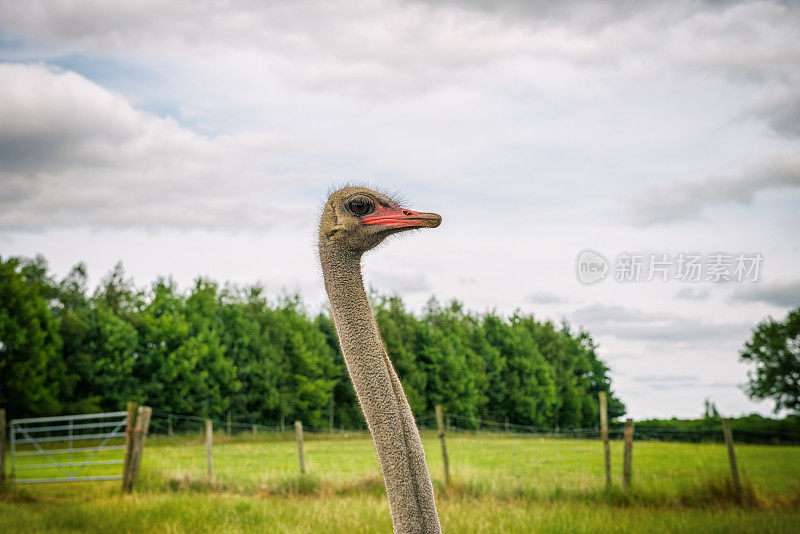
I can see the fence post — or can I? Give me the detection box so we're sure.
[295,420,306,474]
[435,405,450,487]
[0,408,6,485]
[206,419,213,479]
[123,405,152,492]
[168,414,173,437]
[281,415,286,433]
[252,424,257,435]
[721,418,741,492]
[622,418,634,491]
[599,391,611,488]
[121,401,138,489]
[9,419,14,480]
[227,411,232,437]
[329,401,335,432]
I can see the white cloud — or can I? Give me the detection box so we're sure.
[0,63,298,231]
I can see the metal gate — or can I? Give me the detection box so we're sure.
[9,411,129,484]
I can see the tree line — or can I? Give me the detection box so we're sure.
[0,254,625,428]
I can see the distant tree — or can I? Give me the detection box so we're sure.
[740,307,800,413]
[702,399,720,419]
[94,261,140,316]
[1,252,628,428]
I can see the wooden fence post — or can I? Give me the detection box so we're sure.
[295,420,306,474]
[227,411,232,437]
[721,418,741,491]
[123,405,151,492]
[168,414,173,437]
[206,419,213,479]
[252,424,257,435]
[435,405,450,486]
[599,391,611,488]
[121,401,137,489]
[623,418,634,491]
[0,408,6,485]
[329,402,335,432]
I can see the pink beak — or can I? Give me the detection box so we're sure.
[361,204,442,229]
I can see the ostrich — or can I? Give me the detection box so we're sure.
[318,186,442,533]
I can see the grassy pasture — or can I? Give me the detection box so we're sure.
[2,431,800,533]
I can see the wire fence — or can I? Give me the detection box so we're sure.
[134,409,800,501]
[147,410,800,443]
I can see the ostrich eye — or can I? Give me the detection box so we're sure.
[346,196,375,216]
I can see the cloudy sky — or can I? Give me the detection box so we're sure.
[1,0,798,419]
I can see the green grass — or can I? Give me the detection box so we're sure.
[3,431,800,533]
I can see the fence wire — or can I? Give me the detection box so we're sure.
[134,410,800,500]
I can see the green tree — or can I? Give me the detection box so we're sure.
[419,299,487,425]
[483,313,556,426]
[374,295,427,414]
[133,277,239,416]
[0,256,64,417]
[315,310,361,428]
[90,305,139,410]
[267,295,338,428]
[741,307,800,413]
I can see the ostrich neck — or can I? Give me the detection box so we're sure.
[320,246,441,534]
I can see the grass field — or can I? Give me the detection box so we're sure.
[2,431,800,533]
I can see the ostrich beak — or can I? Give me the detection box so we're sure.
[362,205,442,229]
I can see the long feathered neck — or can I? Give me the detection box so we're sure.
[320,245,441,534]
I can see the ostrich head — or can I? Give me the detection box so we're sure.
[319,186,442,255]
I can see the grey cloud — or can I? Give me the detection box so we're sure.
[3,0,798,96]
[703,382,738,389]
[629,151,800,225]
[367,270,432,294]
[602,319,746,343]
[730,279,800,307]
[666,2,800,84]
[527,291,568,305]
[634,375,696,383]
[569,302,748,343]
[570,303,669,324]
[676,287,710,301]
[633,374,698,390]
[633,376,736,391]
[742,86,800,138]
